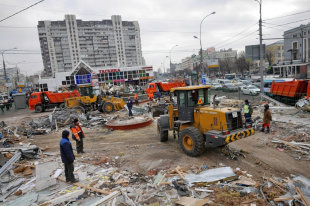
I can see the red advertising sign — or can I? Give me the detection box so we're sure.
[113,79,125,82]
[99,69,120,73]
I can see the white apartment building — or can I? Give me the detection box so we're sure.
[38,15,144,77]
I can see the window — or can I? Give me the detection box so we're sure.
[179,92,185,107]
[31,95,37,99]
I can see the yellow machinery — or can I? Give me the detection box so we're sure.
[65,85,125,113]
[157,85,254,157]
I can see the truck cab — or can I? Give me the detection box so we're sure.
[28,92,44,111]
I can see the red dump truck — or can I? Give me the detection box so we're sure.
[145,80,186,99]
[270,79,310,105]
[29,90,80,112]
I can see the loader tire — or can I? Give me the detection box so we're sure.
[179,127,205,157]
[103,102,114,113]
[157,118,168,142]
[35,105,43,113]
[74,106,85,114]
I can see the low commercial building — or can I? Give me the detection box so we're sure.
[39,60,153,91]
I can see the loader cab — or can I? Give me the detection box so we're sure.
[79,85,95,98]
[172,86,211,123]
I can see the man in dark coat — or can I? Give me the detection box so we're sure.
[126,97,133,117]
[60,130,77,183]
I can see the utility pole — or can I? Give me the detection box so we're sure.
[2,53,7,88]
[257,0,264,93]
[1,48,17,94]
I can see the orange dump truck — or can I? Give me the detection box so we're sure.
[29,90,80,112]
[145,80,186,99]
[270,79,310,105]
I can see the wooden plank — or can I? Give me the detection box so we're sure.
[274,195,301,202]
[268,178,286,189]
[296,187,310,206]
[176,166,186,180]
[157,173,166,186]
[89,191,121,206]
[57,177,110,195]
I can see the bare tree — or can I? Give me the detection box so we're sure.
[235,51,250,74]
[265,50,274,66]
[219,58,237,74]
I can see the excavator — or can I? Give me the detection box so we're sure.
[65,85,125,113]
[157,85,255,157]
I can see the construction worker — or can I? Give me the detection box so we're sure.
[262,104,272,133]
[134,93,139,106]
[70,119,85,154]
[60,130,77,183]
[126,97,133,117]
[244,100,253,125]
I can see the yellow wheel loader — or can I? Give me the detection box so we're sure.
[65,85,125,113]
[157,85,254,157]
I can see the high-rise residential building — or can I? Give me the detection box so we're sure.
[38,14,144,77]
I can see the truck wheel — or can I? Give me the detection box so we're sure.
[35,105,43,113]
[179,127,204,157]
[157,118,168,142]
[59,103,65,109]
[103,102,114,113]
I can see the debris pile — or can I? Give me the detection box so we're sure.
[1,150,310,205]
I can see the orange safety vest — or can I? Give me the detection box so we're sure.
[134,93,138,100]
[70,123,84,141]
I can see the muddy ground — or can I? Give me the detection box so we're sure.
[1,107,309,183]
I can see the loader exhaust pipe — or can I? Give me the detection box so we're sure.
[213,95,217,109]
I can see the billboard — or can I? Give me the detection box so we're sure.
[245,44,265,61]
[206,59,219,68]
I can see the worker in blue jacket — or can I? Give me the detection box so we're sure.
[126,97,133,117]
[60,130,77,183]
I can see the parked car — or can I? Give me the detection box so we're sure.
[235,82,246,88]
[217,79,231,85]
[223,83,238,92]
[241,80,252,86]
[0,94,9,104]
[241,85,261,95]
[211,83,222,90]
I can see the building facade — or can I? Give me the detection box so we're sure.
[39,61,153,91]
[266,40,284,65]
[272,23,310,79]
[38,15,144,77]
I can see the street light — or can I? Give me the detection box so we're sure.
[162,56,169,74]
[1,47,17,94]
[11,61,26,83]
[196,11,215,76]
[169,45,179,74]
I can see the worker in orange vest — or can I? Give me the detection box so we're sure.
[70,119,85,154]
[134,93,139,105]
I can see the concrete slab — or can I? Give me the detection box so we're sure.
[35,162,58,191]
[3,192,38,206]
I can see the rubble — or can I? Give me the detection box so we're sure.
[1,96,310,205]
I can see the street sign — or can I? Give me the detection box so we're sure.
[202,74,207,85]
[245,44,266,60]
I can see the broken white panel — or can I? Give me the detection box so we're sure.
[36,162,58,191]
[41,189,85,206]
[53,169,63,178]
[185,167,236,186]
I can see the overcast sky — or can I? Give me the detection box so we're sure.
[0,0,309,75]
